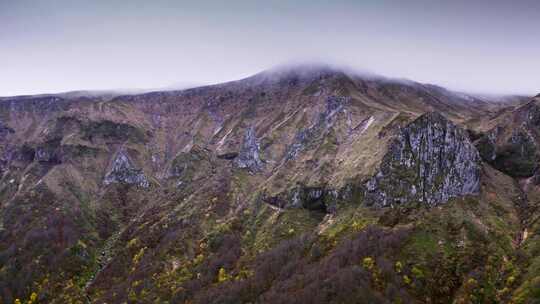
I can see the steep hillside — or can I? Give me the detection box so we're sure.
[0,65,536,303]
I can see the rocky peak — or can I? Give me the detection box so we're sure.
[104,150,149,188]
[365,112,481,207]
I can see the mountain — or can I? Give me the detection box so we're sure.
[0,64,537,303]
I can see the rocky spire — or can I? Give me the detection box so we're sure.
[104,149,149,188]
[234,127,264,172]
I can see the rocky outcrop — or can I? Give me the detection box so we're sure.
[0,120,14,140]
[264,186,335,212]
[234,127,264,172]
[263,182,362,213]
[476,127,502,162]
[492,130,538,177]
[476,100,540,178]
[365,112,481,207]
[104,150,149,188]
[35,139,63,164]
[286,96,349,160]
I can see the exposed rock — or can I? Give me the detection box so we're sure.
[491,130,538,177]
[286,96,349,160]
[323,96,348,124]
[476,127,502,162]
[35,147,61,164]
[104,150,149,188]
[234,127,264,172]
[16,145,36,162]
[0,120,14,140]
[476,101,540,177]
[364,112,481,207]
[352,116,375,135]
[263,182,362,213]
[286,129,310,161]
[522,101,540,127]
[263,186,332,212]
[35,140,62,164]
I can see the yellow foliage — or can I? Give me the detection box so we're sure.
[506,275,516,286]
[30,292,38,302]
[128,289,137,301]
[235,268,254,281]
[362,257,375,270]
[403,275,411,285]
[14,299,22,304]
[127,238,139,248]
[217,267,229,283]
[351,221,362,231]
[395,261,403,273]
[411,266,424,279]
[467,277,478,286]
[193,254,205,265]
[133,247,147,265]
[77,239,87,249]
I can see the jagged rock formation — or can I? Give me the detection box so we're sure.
[234,127,264,172]
[476,97,540,177]
[286,96,349,161]
[264,185,335,212]
[103,150,149,187]
[264,183,362,213]
[365,112,481,207]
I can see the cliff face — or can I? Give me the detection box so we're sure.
[234,127,264,172]
[365,112,481,207]
[0,66,536,304]
[476,97,540,178]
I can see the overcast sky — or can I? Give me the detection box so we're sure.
[1,0,539,96]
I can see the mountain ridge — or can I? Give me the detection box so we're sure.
[0,64,539,303]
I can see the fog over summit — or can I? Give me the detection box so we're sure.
[1,0,539,96]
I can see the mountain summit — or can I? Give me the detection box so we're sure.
[0,65,537,303]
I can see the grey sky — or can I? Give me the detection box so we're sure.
[1,0,539,96]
